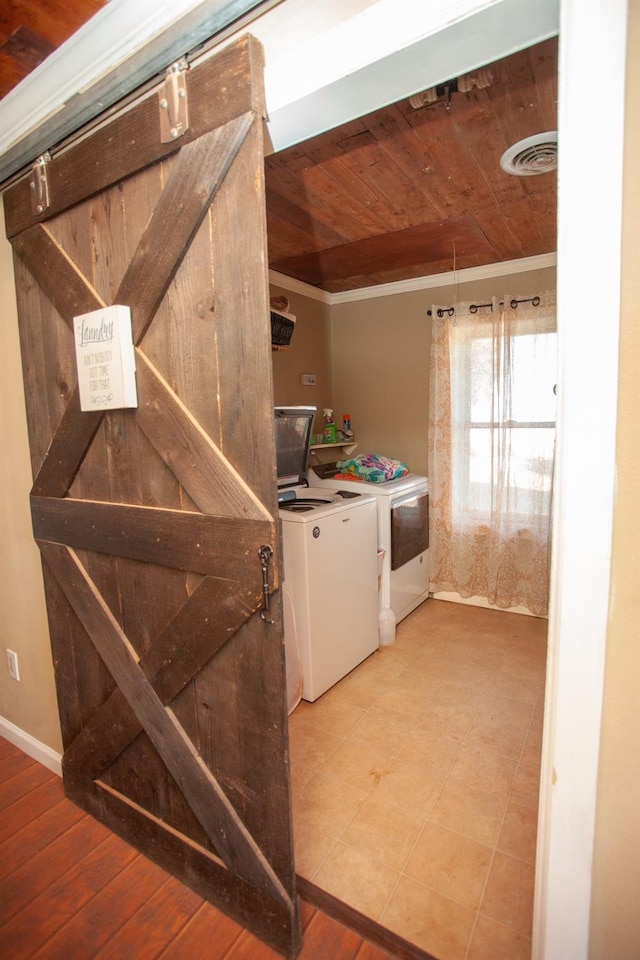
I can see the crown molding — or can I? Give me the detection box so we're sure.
[269,270,332,304]
[270,253,557,305]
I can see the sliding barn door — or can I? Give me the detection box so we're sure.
[3,36,300,958]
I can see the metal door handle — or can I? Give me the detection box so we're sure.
[258,544,274,623]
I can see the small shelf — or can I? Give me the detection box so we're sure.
[310,441,358,456]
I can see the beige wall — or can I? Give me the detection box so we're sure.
[270,282,333,440]
[329,266,556,477]
[329,289,430,475]
[0,204,62,752]
[589,2,640,955]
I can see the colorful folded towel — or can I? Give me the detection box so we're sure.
[336,454,409,483]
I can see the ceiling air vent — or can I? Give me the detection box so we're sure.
[500,131,558,176]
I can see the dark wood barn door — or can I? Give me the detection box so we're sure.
[3,36,300,958]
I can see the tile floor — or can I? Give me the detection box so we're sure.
[288,598,547,960]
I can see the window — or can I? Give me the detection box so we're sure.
[450,324,557,525]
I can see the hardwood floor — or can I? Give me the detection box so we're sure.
[0,736,421,960]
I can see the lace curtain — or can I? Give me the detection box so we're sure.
[428,291,557,616]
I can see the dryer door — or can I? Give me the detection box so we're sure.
[391,488,430,570]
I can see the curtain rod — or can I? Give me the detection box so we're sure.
[427,295,541,317]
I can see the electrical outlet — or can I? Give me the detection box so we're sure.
[300,373,316,386]
[6,649,20,682]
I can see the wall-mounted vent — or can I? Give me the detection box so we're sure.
[271,310,296,347]
[500,131,558,176]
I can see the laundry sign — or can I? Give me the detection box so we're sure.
[73,304,137,411]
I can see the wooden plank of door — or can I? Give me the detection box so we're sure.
[62,576,254,780]
[29,349,270,518]
[30,393,103,498]
[3,36,266,238]
[117,112,254,344]
[11,117,253,342]
[11,223,106,319]
[201,106,292,888]
[39,539,293,910]
[134,351,272,521]
[18,115,262,516]
[79,777,298,956]
[31,496,271,583]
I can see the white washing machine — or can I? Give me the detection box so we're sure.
[310,463,430,637]
[275,408,379,702]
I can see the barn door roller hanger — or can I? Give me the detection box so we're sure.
[158,59,190,143]
[29,152,51,215]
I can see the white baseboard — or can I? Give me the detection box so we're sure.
[432,590,545,618]
[0,716,62,776]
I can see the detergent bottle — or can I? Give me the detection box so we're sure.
[322,409,337,443]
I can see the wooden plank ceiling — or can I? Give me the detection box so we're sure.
[265,38,558,293]
[0,0,107,97]
[0,6,557,295]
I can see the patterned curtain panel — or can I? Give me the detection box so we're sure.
[428,291,557,616]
